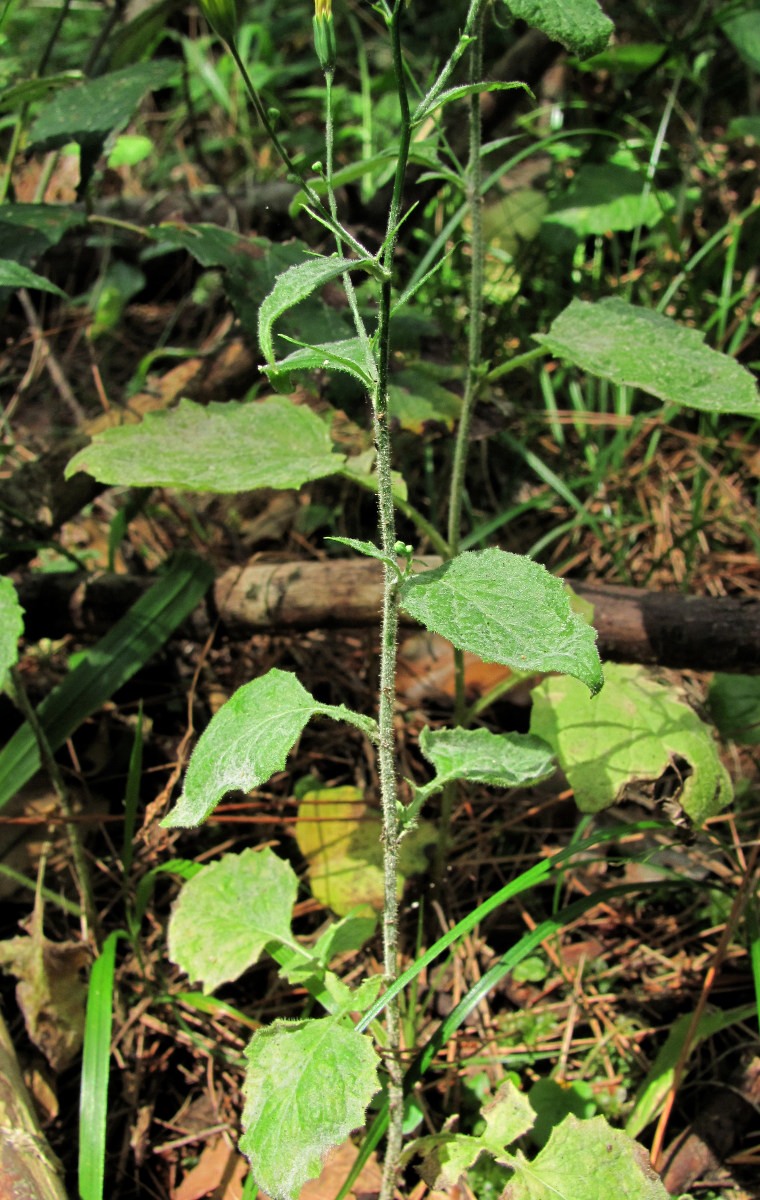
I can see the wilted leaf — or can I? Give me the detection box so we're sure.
[0,924,90,1070]
[295,785,435,916]
[530,664,733,824]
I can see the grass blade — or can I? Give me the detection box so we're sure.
[0,552,213,810]
[79,930,122,1200]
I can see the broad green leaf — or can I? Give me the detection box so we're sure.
[543,163,675,240]
[408,1081,536,1189]
[530,664,733,824]
[168,848,298,992]
[65,397,346,493]
[718,1,760,72]
[527,1079,597,1149]
[534,298,760,417]
[163,670,377,828]
[259,256,374,365]
[417,726,555,799]
[708,674,760,745]
[266,336,374,389]
[28,60,177,148]
[0,554,212,810]
[240,1016,380,1200]
[626,1004,756,1140]
[728,115,760,142]
[0,259,67,297]
[398,550,603,695]
[0,577,24,692]
[500,0,613,60]
[295,784,435,916]
[388,368,463,433]
[502,1115,667,1199]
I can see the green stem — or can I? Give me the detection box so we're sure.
[342,469,450,557]
[374,3,413,1196]
[485,344,547,383]
[228,40,376,265]
[434,8,485,884]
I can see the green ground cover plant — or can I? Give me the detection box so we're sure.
[1,1,759,1198]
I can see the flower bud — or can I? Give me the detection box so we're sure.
[313,0,336,73]
[198,0,240,44]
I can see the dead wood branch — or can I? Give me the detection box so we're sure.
[14,558,760,673]
[0,1007,68,1200]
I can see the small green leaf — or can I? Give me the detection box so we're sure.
[0,577,24,693]
[325,536,401,574]
[543,163,675,240]
[407,1081,536,1190]
[530,664,733,824]
[0,259,66,297]
[534,298,760,417]
[415,80,532,123]
[259,256,373,365]
[240,1016,380,1200]
[66,397,345,493]
[500,0,613,60]
[708,674,760,745]
[418,726,555,795]
[502,1115,668,1199]
[164,670,376,828]
[398,550,603,694]
[266,336,375,389]
[168,848,298,992]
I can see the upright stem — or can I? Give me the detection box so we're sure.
[374,3,412,1196]
[434,9,485,882]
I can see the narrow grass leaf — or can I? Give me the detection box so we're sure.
[626,1004,757,1139]
[121,705,143,880]
[79,930,121,1200]
[0,553,213,810]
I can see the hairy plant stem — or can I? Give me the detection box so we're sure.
[435,9,485,884]
[374,3,412,1196]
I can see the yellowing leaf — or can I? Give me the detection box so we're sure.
[295,785,435,916]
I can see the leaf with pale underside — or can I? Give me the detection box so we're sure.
[417,726,555,801]
[534,298,760,417]
[163,669,377,828]
[240,1016,380,1200]
[500,0,613,60]
[65,397,345,493]
[398,549,602,695]
[259,256,374,365]
[168,848,297,992]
